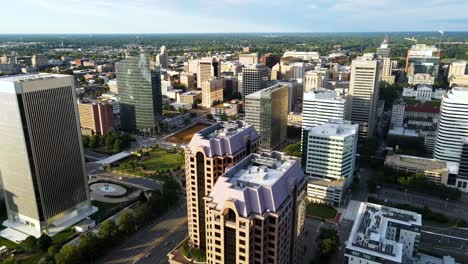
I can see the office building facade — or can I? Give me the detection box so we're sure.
[434,87,468,162]
[204,152,307,264]
[302,90,347,129]
[197,57,221,89]
[0,74,93,236]
[238,53,259,65]
[348,58,381,139]
[245,84,288,151]
[241,64,269,100]
[457,138,468,192]
[302,121,358,206]
[78,101,113,135]
[201,78,225,108]
[185,121,259,249]
[116,54,162,134]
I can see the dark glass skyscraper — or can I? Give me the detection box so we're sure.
[116,54,162,134]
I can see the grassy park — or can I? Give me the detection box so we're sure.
[306,203,337,220]
[111,147,184,179]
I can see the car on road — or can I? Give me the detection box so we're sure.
[164,241,170,246]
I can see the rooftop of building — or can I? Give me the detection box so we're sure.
[448,87,468,99]
[187,121,259,157]
[308,178,346,188]
[346,202,422,263]
[207,151,305,217]
[304,120,358,138]
[245,83,287,99]
[0,73,70,83]
[303,90,346,102]
[385,154,451,173]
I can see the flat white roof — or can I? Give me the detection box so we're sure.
[304,121,358,138]
[0,73,69,83]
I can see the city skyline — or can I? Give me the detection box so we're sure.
[1,0,468,34]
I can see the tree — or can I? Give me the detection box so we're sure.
[54,245,81,264]
[220,113,228,121]
[113,139,123,153]
[48,244,61,256]
[88,135,98,149]
[37,234,53,252]
[206,114,214,120]
[82,135,90,148]
[78,233,101,261]
[98,219,120,244]
[455,218,466,227]
[283,141,301,157]
[2,256,19,264]
[20,235,37,252]
[118,212,136,235]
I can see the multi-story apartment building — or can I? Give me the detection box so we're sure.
[241,64,269,100]
[204,151,307,264]
[180,72,196,90]
[448,61,468,87]
[185,121,259,249]
[116,54,162,134]
[302,121,358,206]
[260,53,280,68]
[406,44,440,85]
[302,90,347,129]
[345,202,422,264]
[78,101,113,135]
[201,78,225,108]
[348,56,381,139]
[303,68,329,92]
[245,84,288,151]
[31,54,48,68]
[380,57,395,84]
[434,87,468,162]
[0,74,94,237]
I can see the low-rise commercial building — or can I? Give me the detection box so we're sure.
[345,202,422,264]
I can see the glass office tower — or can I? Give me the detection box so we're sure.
[116,54,163,134]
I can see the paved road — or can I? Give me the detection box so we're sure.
[97,201,187,264]
[420,225,468,262]
[376,188,468,221]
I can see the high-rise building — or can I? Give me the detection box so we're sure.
[180,72,196,90]
[197,57,221,89]
[302,90,347,129]
[348,57,381,139]
[245,84,289,151]
[260,53,280,68]
[78,101,114,135]
[380,57,395,84]
[345,202,422,264]
[457,138,468,192]
[405,44,440,85]
[184,121,259,249]
[303,68,329,92]
[204,151,307,264]
[156,46,169,68]
[31,55,48,68]
[448,61,468,87]
[238,53,259,65]
[302,121,358,206]
[434,87,468,162]
[0,74,94,237]
[201,78,224,108]
[390,99,405,128]
[116,54,162,134]
[241,64,269,100]
[376,35,391,58]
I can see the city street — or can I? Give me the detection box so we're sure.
[98,201,187,264]
[375,188,468,221]
[420,225,468,263]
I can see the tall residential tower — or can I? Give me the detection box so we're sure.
[185,121,259,249]
[205,152,307,264]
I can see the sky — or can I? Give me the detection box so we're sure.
[1,0,468,33]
